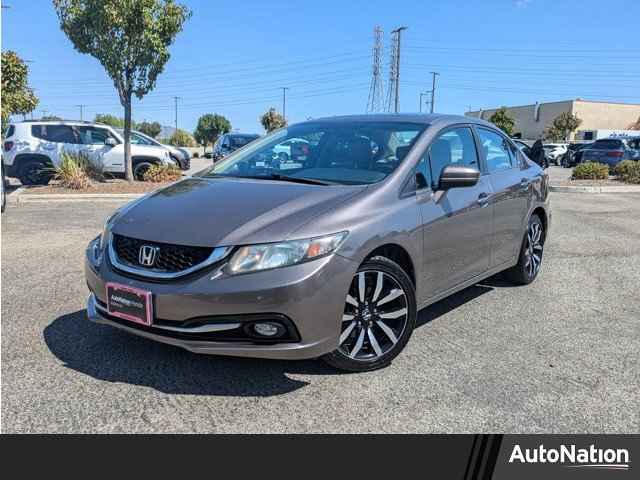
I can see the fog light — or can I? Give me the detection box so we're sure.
[253,322,282,337]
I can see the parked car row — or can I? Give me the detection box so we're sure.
[2,120,189,185]
[513,137,640,169]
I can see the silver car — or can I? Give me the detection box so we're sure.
[85,114,550,372]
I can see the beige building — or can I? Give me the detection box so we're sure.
[466,99,640,141]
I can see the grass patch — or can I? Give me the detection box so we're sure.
[614,160,640,184]
[142,164,183,183]
[53,151,104,189]
[572,161,609,180]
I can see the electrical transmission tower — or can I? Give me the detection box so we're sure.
[366,26,384,113]
[385,26,407,113]
[385,31,398,113]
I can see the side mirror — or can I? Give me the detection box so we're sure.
[104,137,117,147]
[438,165,480,190]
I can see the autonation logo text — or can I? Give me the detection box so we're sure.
[509,444,630,471]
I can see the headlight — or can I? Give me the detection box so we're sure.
[87,235,103,269]
[227,232,348,274]
[100,209,120,250]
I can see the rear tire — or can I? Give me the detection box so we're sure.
[322,256,416,372]
[504,214,545,285]
[19,160,51,186]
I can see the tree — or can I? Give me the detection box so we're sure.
[165,128,196,147]
[53,0,191,181]
[545,112,582,141]
[194,113,231,146]
[94,113,125,128]
[488,107,515,136]
[1,51,39,131]
[260,108,287,133]
[137,120,162,138]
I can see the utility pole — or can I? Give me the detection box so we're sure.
[75,104,87,121]
[392,26,407,113]
[40,109,48,119]
[173,96,180,133]
[429,72,439,114]
[366,26,384,113]
[280,87,289,121]
[419,92,429,113]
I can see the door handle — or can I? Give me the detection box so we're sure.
[477,192,490,207]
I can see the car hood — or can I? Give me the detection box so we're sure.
[111,177,366,247]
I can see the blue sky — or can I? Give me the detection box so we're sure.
[2,0,639,134]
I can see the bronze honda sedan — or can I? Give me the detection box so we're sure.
[85,114,550,372]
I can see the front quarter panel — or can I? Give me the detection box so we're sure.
[289,185,423,293]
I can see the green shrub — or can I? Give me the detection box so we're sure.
[142,164,182,183]
[53,151,103,189]
[614,160,640,184]
[572,161,609,180]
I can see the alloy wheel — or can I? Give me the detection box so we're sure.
[524,221,544,278]
[338,270,408,361]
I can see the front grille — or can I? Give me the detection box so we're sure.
[112,234,214,273]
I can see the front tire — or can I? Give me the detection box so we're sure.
[322,256,416,372]
[504,214,545,285]
[133,161,154,181]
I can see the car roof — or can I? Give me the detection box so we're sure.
[227,133,260,137]
[13,120,112,128]
[297,113,496,129]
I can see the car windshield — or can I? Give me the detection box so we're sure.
[200,121,427,185]
[229,135,259,148]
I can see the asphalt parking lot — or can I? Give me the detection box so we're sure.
[1,192,639,433]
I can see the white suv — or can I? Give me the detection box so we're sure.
[2,120,174,184]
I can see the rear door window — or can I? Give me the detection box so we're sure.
[31,125,79,144]
[477,128,515,173]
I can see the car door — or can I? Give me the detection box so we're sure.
[77,126,124,173]
[31,124,80,166]
[475,127,528,268]
[417,125,494,298]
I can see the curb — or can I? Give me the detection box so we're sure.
[15,192,143,203]
[550,185,640,194]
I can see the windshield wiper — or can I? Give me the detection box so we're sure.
[245,174,333,186]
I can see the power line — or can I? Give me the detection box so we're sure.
[366,26,385,113]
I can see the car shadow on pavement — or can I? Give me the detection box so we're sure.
[44,282,497,397]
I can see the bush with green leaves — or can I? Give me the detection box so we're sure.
[614,160,640,184]
[142,164,182,183]
[53,151,103,189]
[572,161,609,180]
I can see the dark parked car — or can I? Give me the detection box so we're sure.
[85,114,550,372]
[560,142,593,168]
[212,133,260,161]
[581,138,640,168]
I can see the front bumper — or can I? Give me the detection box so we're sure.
[85,251,357,360]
